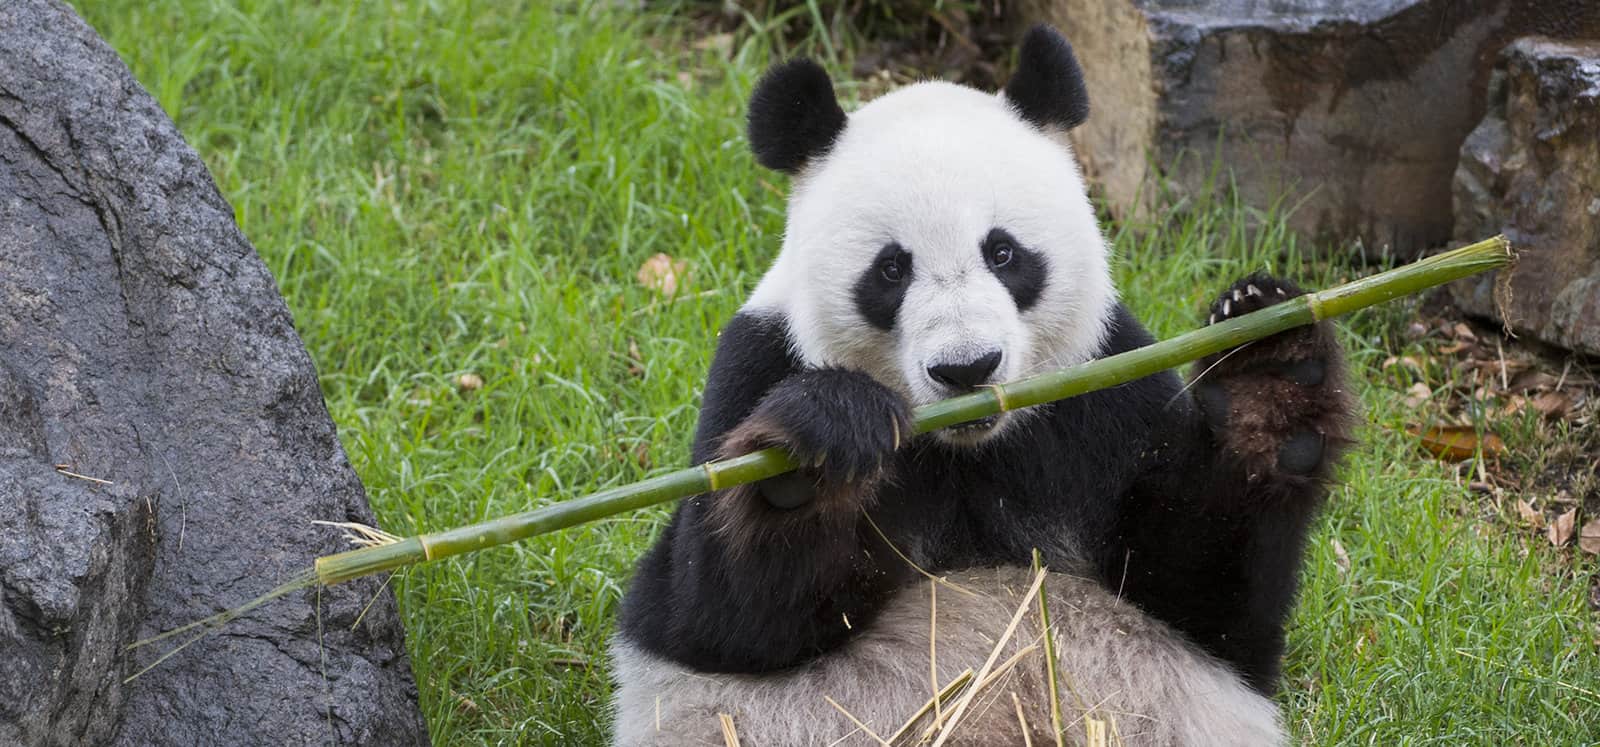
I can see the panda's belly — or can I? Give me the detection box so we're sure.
[610,567,1283,746]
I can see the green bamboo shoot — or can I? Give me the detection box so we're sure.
[314,235,1512,587]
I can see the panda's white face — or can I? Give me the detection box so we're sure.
[747,81,1116,445]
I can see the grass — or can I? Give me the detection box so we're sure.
[84,1,1598,744]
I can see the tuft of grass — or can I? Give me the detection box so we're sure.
[86,2,1597,744]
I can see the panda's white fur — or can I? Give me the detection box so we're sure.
[747,81,1116,443]
[613,568,1283,745]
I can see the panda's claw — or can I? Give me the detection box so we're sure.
[1246,284,1261,297]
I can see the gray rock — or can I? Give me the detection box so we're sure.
[1012,0,1600,259]
[0,1,428,744]
[1450,37,1600,357]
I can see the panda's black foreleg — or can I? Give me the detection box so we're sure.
[1114,274,1354,694]
[618,348,916,674]
[1189,273,1354,689]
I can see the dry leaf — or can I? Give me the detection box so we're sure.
[1407,424,1506,461]
[1498,394,1528,418]
[455,372,484,392]
[1548,508,1577,547]
[691,32,734,55]
[1330,538,1351,573]
[1531,392,1572,419]
[1437,341,1473,355]
[1403,382,1432,408]
[1452,322,1477,342]
[1516,499,1545,530]
[1382,356,1423,371]
[1508,370,1559,393]
[626,339,645,378]
[1579,519,1600,555]
[636,253,688,298]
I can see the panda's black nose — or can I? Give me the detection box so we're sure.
[927,352,1002,391]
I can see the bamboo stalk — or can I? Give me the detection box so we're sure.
[315,236,1512,587]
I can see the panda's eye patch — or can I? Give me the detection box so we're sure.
[982,228,1046,311]
[854,242,912,331]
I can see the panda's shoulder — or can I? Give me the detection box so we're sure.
[1099,302,1160,355]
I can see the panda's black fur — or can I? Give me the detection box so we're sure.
[613,24,1353,745]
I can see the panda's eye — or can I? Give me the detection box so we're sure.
[880,257,904,283]
[987,240,1015,268]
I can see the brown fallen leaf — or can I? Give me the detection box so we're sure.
[1330,537,1351,573]
[1531,391,1572,420]
[456,372,484,392]
[1452,322,1478,342]
[1403,382,1432,408]
[626,339,645,378]
[1382,355,1423,371]
[1507,370,1559,393]
[1549,508,1577,547]
[691,32,734,55]
[1407,424,1506,461]
[1516,499,1545,530]
[636,253,688,298]
[1498,394,1528,418]
[1579,518,1600,555]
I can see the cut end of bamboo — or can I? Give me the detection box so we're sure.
[315,537,426,586]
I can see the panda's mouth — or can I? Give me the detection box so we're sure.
[946,415,1000,435]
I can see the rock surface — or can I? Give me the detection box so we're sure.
[1013,0,1600,259]
[0,1,428,744]
[1450,37,1600,356]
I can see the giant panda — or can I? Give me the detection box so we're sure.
[611,25,1353,746]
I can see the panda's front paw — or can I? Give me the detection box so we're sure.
[1206,274,1300,326]
[1193,274,1352,485]
[718,368,910,513]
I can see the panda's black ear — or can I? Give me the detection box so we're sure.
[747,58,847,174]
[1004,25,1089,131]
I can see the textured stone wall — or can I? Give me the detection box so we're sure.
[1450,37,1600,356]
[1012,0,1600,259]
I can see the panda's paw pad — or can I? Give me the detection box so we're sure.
[1276,431,1326,475]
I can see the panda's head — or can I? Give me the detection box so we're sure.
[743,26,1115,446]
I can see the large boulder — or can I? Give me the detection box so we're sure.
[0,1,428,744]
[1012,0,1600,259]
[1450,37,1600,356]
